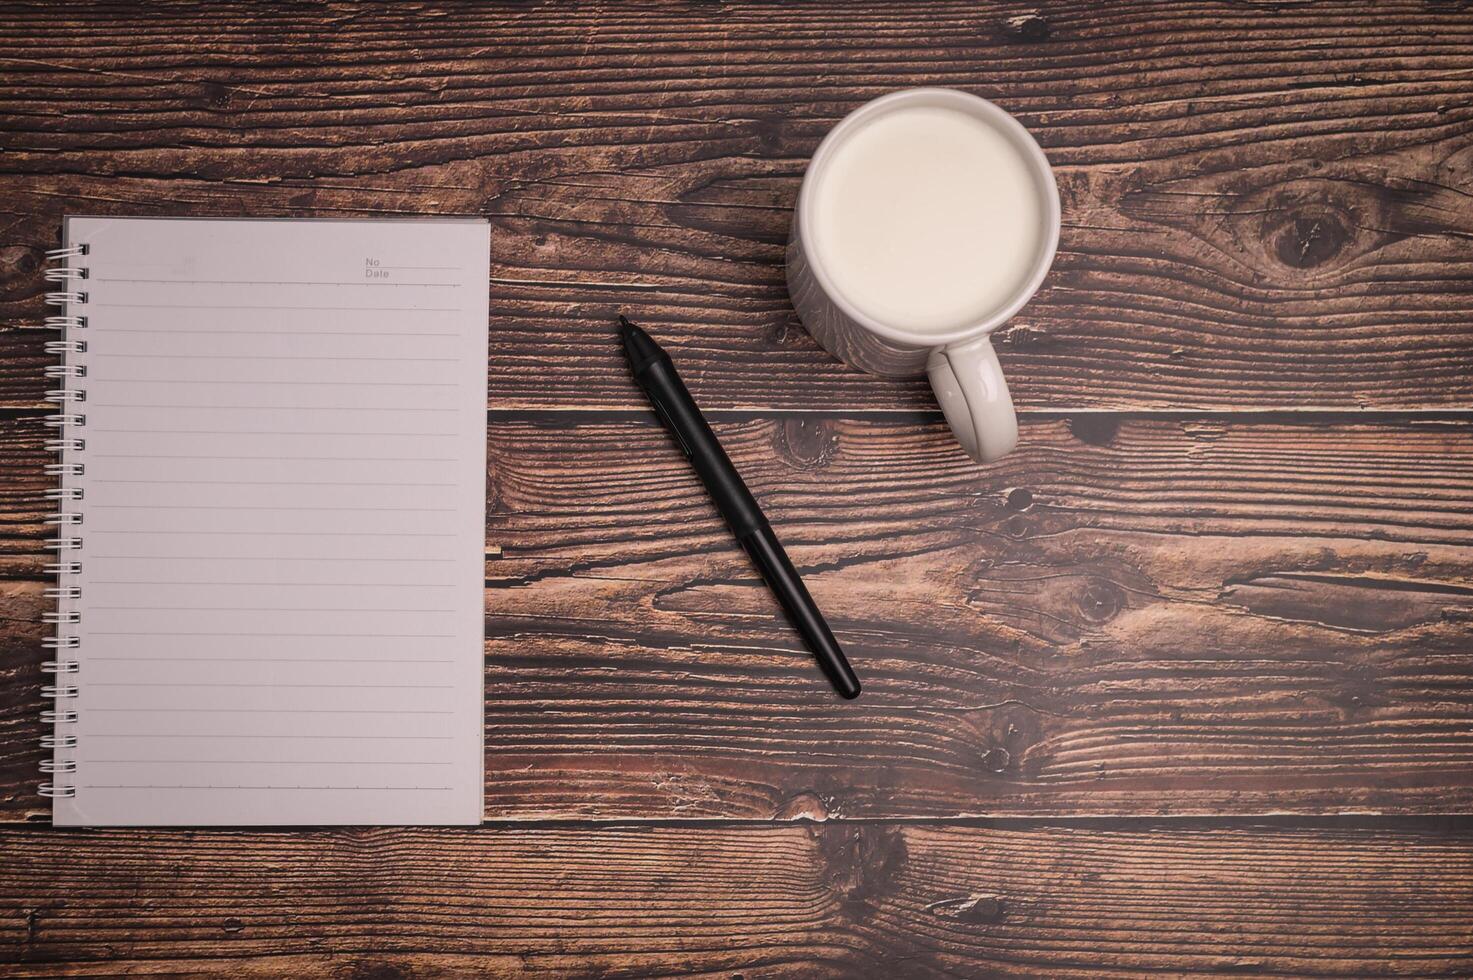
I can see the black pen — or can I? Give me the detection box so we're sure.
[619,315,861,699]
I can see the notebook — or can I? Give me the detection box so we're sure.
[40,216,490,826]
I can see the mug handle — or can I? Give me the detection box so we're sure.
[925,335,1018,463]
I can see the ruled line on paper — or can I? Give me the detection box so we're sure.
[90,528,455,537]
[90,682,456,689]
[89,708,454,714]
[88,581,455,587]
[87,654,453,660]
[88,631,457,638]
[90,352,460,362]
[83,759,455,765]
[91,555,457,563]
[94,278,460,287]
[81,785,455,791]
[91,733,456,739]
[86,604,453,613]
[89,428,459,436]
[89,405,459,413]
[92,379,461,388]
[92,478,456,487]
[91,504,456,512]
[90,454,459,462]
[88,303,463,312]
[100,328,463,337]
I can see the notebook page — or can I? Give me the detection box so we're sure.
[52,216,488,826]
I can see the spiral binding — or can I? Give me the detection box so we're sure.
[39,242,86,800]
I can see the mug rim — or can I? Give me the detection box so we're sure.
[796,87,1061,348]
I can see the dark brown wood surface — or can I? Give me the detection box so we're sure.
[4,821,1473,978]
[6,414,1473,821]
[2,1,1472,975]
[3,1,1473,412]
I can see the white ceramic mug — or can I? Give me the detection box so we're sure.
[786,88,1060,463]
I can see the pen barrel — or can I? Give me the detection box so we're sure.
[740,529,861,700]
[639,360,768,537]
[629,343,860,699]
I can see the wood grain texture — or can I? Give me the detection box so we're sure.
[3,2,1472,973]
[4,412,1470,821]
[2,1,1473,410]
[3,820,1472,978]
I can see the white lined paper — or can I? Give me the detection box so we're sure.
[52,216,489,827]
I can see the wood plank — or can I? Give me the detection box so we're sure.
[1,821,1471,977]
[2,2,1473,410]
[4,413,1471,820]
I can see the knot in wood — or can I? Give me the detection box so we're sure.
[775,417,837,470]
[1001,12,1049,42]
[768,315,805,348]
[748,114,786,155]
[197,80,233,109]
[980,746,1012,772]
[773,790,831,821]
[1274,213,1347,269]
[344,961,413,980]
[0,246,40,292]
[1078,578,1124,624]
[925,893,1007,923]
[968,700,1045,776]
[816,825,907,919]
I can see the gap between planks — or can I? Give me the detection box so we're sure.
[1,406,1472,424]
[11,813,1473,831]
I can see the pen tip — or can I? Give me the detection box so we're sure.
[618,314,666,371]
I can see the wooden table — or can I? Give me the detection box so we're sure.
[3,2,1472,975]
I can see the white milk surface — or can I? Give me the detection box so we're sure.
[810,105,1045,334]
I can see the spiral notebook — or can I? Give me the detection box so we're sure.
[41,216,490,826]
